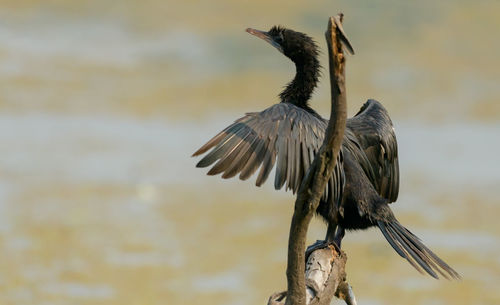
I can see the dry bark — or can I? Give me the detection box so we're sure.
[268,246,357,305]
[267,14,356,305]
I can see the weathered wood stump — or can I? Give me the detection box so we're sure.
[268,245,357,305]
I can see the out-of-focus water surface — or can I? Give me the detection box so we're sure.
[0,1,499,305]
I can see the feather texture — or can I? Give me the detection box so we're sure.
[194,103,343,207]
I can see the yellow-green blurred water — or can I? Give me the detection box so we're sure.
[0,1,499,305]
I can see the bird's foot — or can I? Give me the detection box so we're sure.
[305,240,341,260]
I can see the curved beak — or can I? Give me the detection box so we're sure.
[246,28,283,53]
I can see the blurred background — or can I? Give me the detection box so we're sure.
[0,0,499,304]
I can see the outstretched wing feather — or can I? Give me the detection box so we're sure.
[195,103,343,206]
[346,99,400,203]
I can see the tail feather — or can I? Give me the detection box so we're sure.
[378,221,426,275]
[377,220,460,279]
[378,221,407,259]
[387,222,438,278]
[391,222,459,279]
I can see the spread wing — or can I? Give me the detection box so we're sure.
[193,103,344,205]
[345,99,399,202]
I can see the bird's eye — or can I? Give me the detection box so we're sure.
[275,32,284,44]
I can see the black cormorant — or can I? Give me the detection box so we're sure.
[193,26,459,279]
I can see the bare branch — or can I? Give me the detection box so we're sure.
[279,14,350,305]
[335,281,358,305]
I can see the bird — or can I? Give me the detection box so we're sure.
[192,25,459,279]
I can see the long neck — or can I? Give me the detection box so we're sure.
[279,56,320,109]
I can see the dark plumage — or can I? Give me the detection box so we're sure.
[193,26,459,279]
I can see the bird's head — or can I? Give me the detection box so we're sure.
[246,26,319,64]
